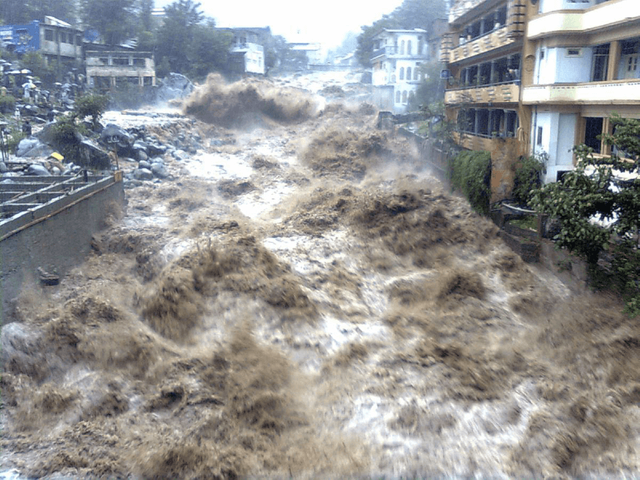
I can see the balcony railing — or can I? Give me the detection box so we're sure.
[371,45,427,61]
[522,79,640,105]
[449,26,518,64]
[528,0,640,39]
[446,81,520,105]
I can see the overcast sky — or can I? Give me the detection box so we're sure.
[156,0,405,47]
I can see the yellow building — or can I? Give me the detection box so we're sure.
[443,0,640,197]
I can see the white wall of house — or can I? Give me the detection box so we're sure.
[243,45,265,74]
[533,111,577,182]
[535,45,593,84]
[538,0,597,14]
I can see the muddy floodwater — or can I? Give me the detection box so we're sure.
[2,72,640,478]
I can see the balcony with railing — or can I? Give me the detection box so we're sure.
[528,0,640,39]
[446,81,520,105]
[522,79,640,104]
[449,26,519,64]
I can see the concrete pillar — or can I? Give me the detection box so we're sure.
[608,40,620,81]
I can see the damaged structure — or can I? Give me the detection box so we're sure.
[225,27,270,75]
[85,47,156,90]
[441,0,640,199]
[0,172,124,317]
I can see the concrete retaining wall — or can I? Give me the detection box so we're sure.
[0,174,125,320]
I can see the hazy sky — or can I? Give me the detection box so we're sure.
[156,0,405,47]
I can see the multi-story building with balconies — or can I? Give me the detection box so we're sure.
[442,0,528,200]
[0,16,84,70]
[523,0,640,182]
[443,0,640,197]
[371,28,430,113]
[225,28,268,75]
[85,47,156,90]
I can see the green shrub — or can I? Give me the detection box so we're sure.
[512,153,546,206]
[0,95,16,114]
[4,131,26,154]
[51,117,83,159]
[450,150,492,214]
[74,94,109,129]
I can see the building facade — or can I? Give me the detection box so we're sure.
[443,0,640,198]
[0,17,83,68]
[85,48,156,90]
[371,28,430,113]
[227,28,269,75]
[523,0,640,182]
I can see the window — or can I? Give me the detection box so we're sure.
[407,40,412,55]
[584,117,604,153]
[476,110,489,136]
[479,62,491,85]
[76,35,82,46]
[407,67,412,80]
[591,44,610,81]
[396,91,401,103]
[620,39,640,79]
[400,40,405,55]
[133,58,145,66]
[402,90,408,103]
[506,111,518,137]
[45,29,53,41]
[566,48,582,57]
[414,67,420,81]
[489,110,504,136]
[399,67,404,80]
[537,126,543,146]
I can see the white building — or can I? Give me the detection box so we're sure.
[227,28,268,75]
[370,28,429,113]
[523,0,640,183]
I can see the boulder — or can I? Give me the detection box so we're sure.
[100,124,133,151]
[133,168,154,181]
[151,163,169,179]
[77,139,112,170]
[26,164,51,176]
[156,73,195,103]
[16,138,53,158]
[139,160,151,169]
[147,143,167,157]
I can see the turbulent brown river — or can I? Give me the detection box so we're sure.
[2,71,640,478]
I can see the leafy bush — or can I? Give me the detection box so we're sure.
[512,153,546,206]
[4,131,26,154]
[532,115,640,314]
[0,95,16,114]
[450,150,492,214]
[74,94,109,129]
[50,117,83,158]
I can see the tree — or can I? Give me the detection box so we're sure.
[532,115,640,314]
[1,0,77,24]
[138,0,155,32]
[187,20,232,80]
[81,0,136,45]
[409,61,446,111]
[74,93,109,129]
[155,0,203,74]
